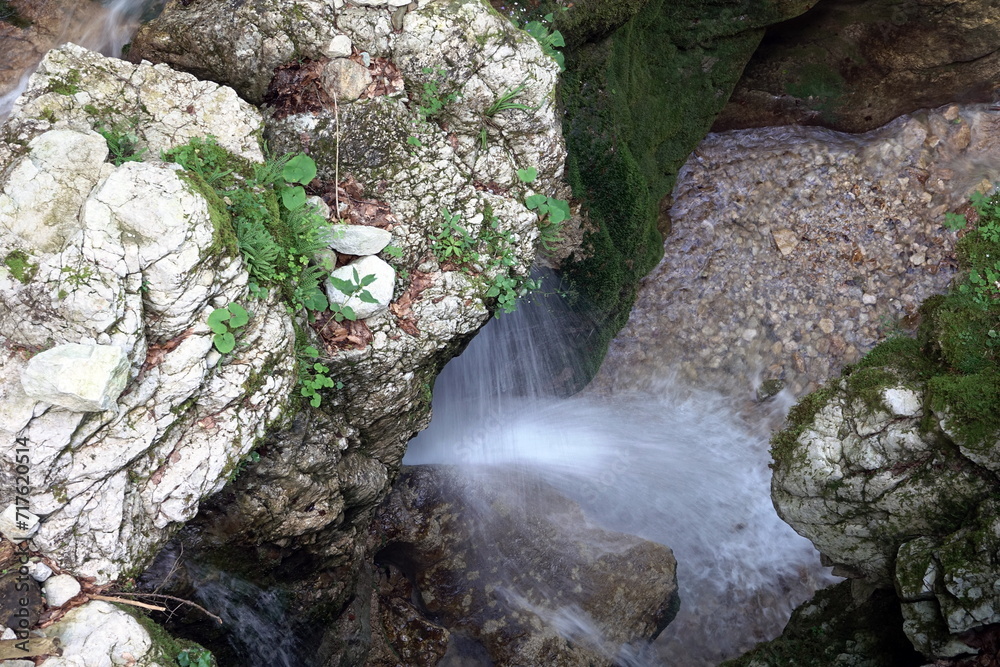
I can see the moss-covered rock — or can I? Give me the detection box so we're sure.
[556,0,819,378]
[768,188,1000,661]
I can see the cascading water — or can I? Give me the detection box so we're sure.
[0,0,159,119]
[404,283,837,665]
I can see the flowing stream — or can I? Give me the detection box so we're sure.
[404,287,836,665]
[0,0,157,118]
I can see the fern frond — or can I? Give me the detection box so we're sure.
[236,218,281,283]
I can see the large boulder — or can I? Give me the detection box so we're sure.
[770,182,1000,661]
[0,44,294,583]
[365,466,679,666]
[715,0,1000,133]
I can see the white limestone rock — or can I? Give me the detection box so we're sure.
[0,504,39,541]
[42,574,81,607]
[21,344,128,412]
[28,561,53,582]
[321,34,353,59]
[326,224,392,256]
[0,46,297,584]
[38,601,167,667]
[326,255,395,320]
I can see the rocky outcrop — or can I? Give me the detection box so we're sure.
[597,104,1000,397]
[556,0,820,377]
[0,44,293,584]
[0,0,140,117]
[770,182,1000,662]
[715,0,1000,134]
[363,466,679,666]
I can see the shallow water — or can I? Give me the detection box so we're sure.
[404,289,835,665]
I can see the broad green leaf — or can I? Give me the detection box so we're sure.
[281,185,307,210]
[282,154,317,185]
[227,301,249,327]
[340,305,357,321]
[310,394,322,407]
[328,276,355,295]
[486,285,500,297]
[358,290,379,304]
[302,289,329,311]
[213,331,236,353]
[516,167,537,183]
[549,30,565,48]
[303,345,320,357]
[548,198,571,224]
[207,307,231,334]
[524,194,547,210]
[361,273,377,286]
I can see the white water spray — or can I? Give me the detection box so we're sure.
[405,289,836,665]
[0,0,157,119]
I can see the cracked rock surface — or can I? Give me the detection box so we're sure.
[0,45,295,583]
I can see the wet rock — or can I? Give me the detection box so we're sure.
[716,0,1000,133]
[596,104,1000,397]
[0,570,42,631]
[369,466,680,666]
[722,581,922,667]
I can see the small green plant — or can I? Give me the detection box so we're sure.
[95,121,147,166]
[327,267,379,322]
[523,14,566,71]
[59,265,93,287]
[49,69,82,95]
[176,649,213,667]
[382,244,404,259]
[207,302,250,354]
[297,345,341,407]
[478,204,540,314]
[516,167,538,183]
[4,250,37,284]
[416,67,459,122]
[479,84,533,148]
[432,208,478,263]
[406,136,422,148]
[524,192,569,252]
[944,211,967,231]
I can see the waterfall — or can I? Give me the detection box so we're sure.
[404,285,836,665]
[0,0,161,119]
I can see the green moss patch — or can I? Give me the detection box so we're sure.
[0,0,30,28]
[770,384,835,466]
[4,250,37,284]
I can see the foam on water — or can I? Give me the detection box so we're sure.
[405,286,836,664]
